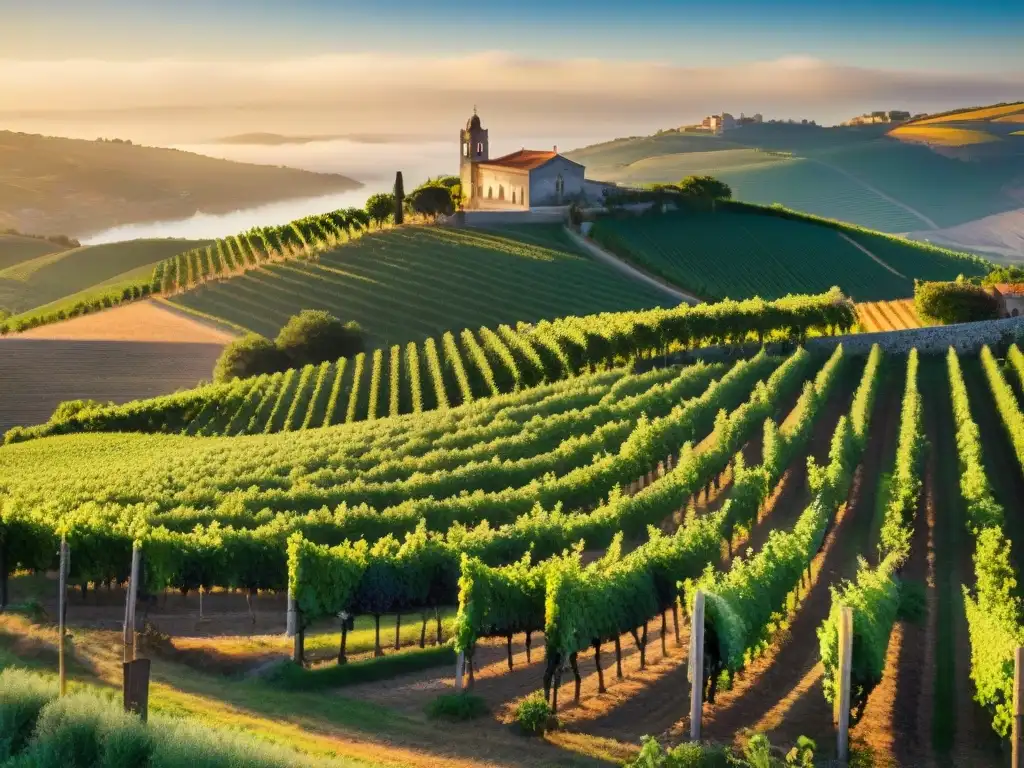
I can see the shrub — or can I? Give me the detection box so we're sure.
[364,192,395,228]
[513,695,552,736]
[625,736,732,767]
[424,693,488,721]
[275,310,365,368]
[0,669,56,760]
[406,185,454,219]
[48,399,110,423]
[213,333,290,382]
[914,280,1000,325]
[271,645,454,691]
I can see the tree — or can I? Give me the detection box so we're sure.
[275,310,365,367]
[213,333,290,382]
[677,175,732,200]
[394,172,405,226]
[365,192,395,228]
[407,185,454,219]
[915,279,1001,325]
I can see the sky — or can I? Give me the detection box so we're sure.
[1,0,1022,142]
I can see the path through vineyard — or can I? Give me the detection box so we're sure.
[678,359,901,756]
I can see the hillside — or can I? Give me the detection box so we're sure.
[5,337,1024,766]
[567,117,1024,253]
[588,207,990,302]
[0,232,65,270]
[167,225,672,342]
[0,238,207,320]
[0,130,361,237]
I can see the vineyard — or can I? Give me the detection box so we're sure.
[3,290,856,441]
[7,332,1024,764]
[856,300,922,332]
[158,219,669,342]
[589,210,988,302]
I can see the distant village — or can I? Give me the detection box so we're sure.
[678,108,922,135]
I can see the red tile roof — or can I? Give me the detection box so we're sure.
[479,149,558,171]
[991,283,1024,296]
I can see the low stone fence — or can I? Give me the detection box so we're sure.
[807,315,1024,354]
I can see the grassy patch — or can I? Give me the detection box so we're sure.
[272,645,455,691]
[424,693,488,721]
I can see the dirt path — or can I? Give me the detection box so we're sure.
[563,227,702,305]
[688,361,901,756]
[837,233,908,279]
[922,357,1002,767]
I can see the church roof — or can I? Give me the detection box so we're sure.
[480,149,561,171]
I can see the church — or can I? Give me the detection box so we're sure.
[459,111,587,210]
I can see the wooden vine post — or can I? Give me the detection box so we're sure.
[123,545,141,664]
[1014,647,1024,768]
[454,650,466,692]
[688,590,705,741]
[835,606,853,764]
[57,537,68,696]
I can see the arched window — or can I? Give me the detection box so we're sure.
[555,174,564,198]
[463,142,469,157]
[1014,308,1020,317]
[511,189,517,204]
[487,186,493,199]
[477,185,483,198]
[520,187,525,205]
[499,185,505,201]
[476,142,483,155]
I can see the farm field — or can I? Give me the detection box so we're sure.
[588,210,988,301]
[3,291,854,440]
[0,336,225,437]
[6,339,1024,766]
[888,126,1001,146]
[167,226,671,342]
[0,238,206,318]
[856,299,923,332]
[0,233,64,269]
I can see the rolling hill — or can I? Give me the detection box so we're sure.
[0,232,66,270]
[0,130,361,237]
[567,112,1024,256]
[0,238,207,321]
[588,207,990,302]
[166,225,672,343]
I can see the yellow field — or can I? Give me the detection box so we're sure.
[995,114,1024,124]
[912,102,1024,125]
[888,125,1000,146]
[1012,130,1024,136]
[857,299,924,332]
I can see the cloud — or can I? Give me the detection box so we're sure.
[1,53,1021,139]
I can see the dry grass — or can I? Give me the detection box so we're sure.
[889,126,1000,147]
[911,102,1024,125]
[857,300,923,332]
[17,299,235,343]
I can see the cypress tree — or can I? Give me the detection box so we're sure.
[394,171,405,225]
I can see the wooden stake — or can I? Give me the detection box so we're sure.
[286,588,296,638]
[455,650,465,691]
[689,590,705,741]
[58,538,68,696]
[123,546,140,664]
[836,606,853,764]
[1014,647,1024,768]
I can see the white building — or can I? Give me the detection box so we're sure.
[459,111,586,210]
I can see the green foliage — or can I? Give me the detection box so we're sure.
[914,279,1000,325]
[897,579,927,623]
[697,346,881,675]
[393,172,405,226]
[275,310,365,368]
[677,175,733,200]
[625,733,814,767]
[514,695,552,735]
[213,333,289,383]
[0,669,56,761]
[273,645,455,691]
[365,192,395,227]
[47,400,111,424]
[9,290,856,441]
[424,693,488,721]
[406,185,455,218]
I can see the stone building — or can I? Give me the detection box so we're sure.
[459,111,586,210]
[990,283,1024,317]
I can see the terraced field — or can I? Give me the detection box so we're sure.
[589,210,988,301]
[168,226,670,342]
[857,299,923,332]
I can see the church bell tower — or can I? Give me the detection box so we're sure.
[460,108,488,208]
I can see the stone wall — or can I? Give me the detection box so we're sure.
[806,315,1024,355]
